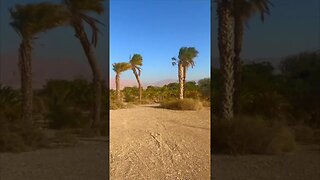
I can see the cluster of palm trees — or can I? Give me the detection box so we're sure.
[112,54,143,103]
[216,0,272,121]
[9,0,106,126]
[112,47,199,104]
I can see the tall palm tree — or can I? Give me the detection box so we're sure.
[9,3,66,122]
[63,0,105,126]
[217,0,234,121]
[129,54,143,104]
[172,47,198,99]
[232,0,272,114]
[112,62,131,102]
[172,57,184,99]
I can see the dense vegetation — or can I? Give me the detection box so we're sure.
[109,78,211,110]
[0,79,107,152]
[213,51,320,154]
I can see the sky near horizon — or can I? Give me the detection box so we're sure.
[110,0,211,86]
[0,0,108,88]
[212,0,320,61]
[0,0,319,88]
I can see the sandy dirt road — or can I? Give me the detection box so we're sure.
[110,104,211,180]
[213,144,320,180]
[0,139,108,180]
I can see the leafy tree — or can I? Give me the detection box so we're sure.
[198,78,210,99]
[280,52,320,126]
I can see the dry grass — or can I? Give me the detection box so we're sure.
[160,98,203,111]
[292,125,314,143]
[213,116,296,155]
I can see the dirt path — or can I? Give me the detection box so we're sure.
[110,104,211,180]
[0,140,108,180]
[213,144,320,180]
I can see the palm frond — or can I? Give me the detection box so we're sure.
[64,0,104,15]
[130,54,143,66]
[112,62,131,74]
[9,3,68,39]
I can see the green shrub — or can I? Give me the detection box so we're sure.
[160,98,203,111]
[213,116,296,155]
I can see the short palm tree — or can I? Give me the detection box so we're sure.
[129,54,143,104]
[112,62,131,102]
[217,0,234,121]
[232,0,273,114]
[63,0,105,126]
[172,47,198,99]
[9,3,66,122]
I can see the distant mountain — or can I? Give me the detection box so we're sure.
[109,78,210,90]
[0,52,106,89]
[146,79,178,87]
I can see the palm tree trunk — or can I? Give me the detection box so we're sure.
[178,62,184,99]
[217,0,234,121]
[19,39,33,122]
[183,66,187,97]
[132,68,142,104]
[115,74,120,102]
[233,15,243,115]
[72,20,102,127]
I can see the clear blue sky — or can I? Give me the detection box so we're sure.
[110,0,211,84]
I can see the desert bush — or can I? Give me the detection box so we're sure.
[52,130,78,146]
[0,88,49,152]
[0,110,49,152]
[47,106,89,129]
[160,98,203,111]
[212,116,296,155]
[292,125,314,143]
[314,129,320,145]
[110,100,127,110]
[201,100,211,107]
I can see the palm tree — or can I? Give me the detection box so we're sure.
[129,54,143,104]
[232,0,272,114]
[172,57,184,99]
[217,0,234,121]
[63,0,105,126]
[172,47,199,99]
[9,3,66,122]
[112,62,131,102]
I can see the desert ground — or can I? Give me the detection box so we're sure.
[2,104,318,180]
[110,104,211,180]
[213,144,320,180]
[0,138,108,180]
